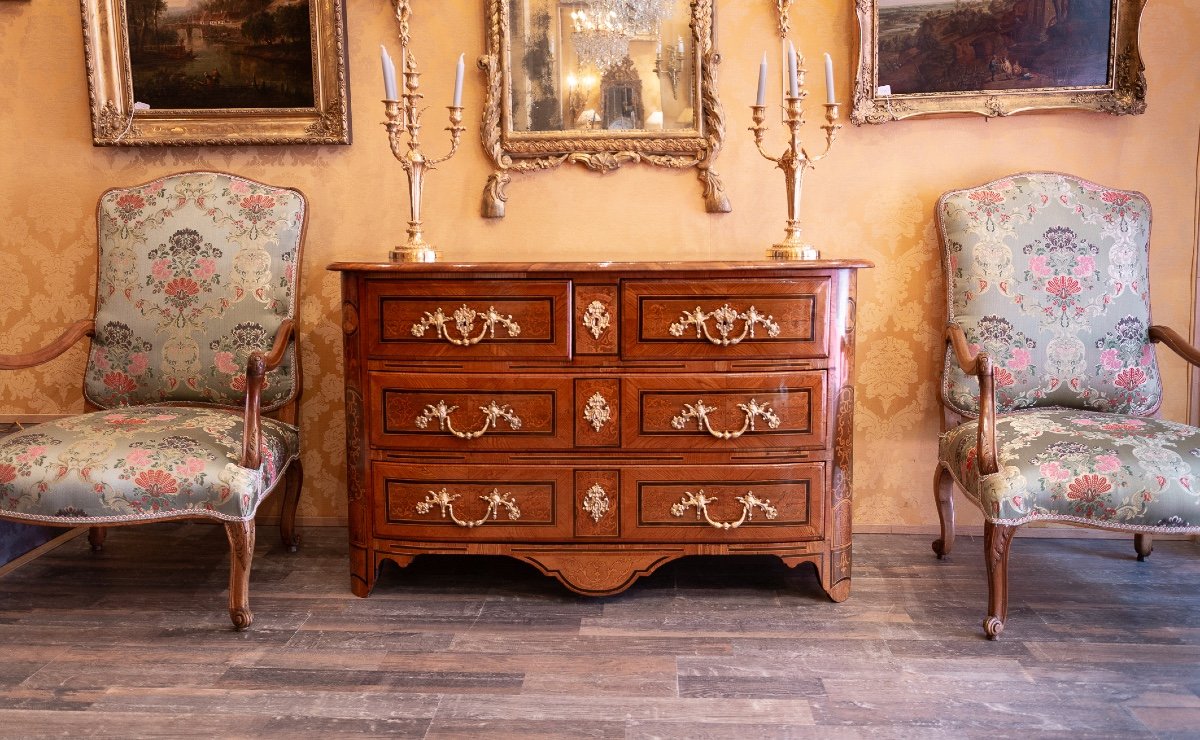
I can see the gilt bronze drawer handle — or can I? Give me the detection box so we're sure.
[416,488,522,528]
[411,304,522,346]
[671,399,781,439]
[414,400,523,439]
[670,489,779,530]
[668,304,781,346]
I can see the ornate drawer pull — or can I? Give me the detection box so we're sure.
[671,399,781,439]
[414,400,522,439]
[411,304,521,346]
[671,489,778,530]
[669,304,780,346]
[416,488,521,528]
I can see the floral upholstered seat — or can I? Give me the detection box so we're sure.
[0,171,307,629]
[0,407,299,524]
[932,172,1200,639]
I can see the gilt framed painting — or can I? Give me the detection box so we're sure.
[851,0,1146,123]
[82,0,350,145]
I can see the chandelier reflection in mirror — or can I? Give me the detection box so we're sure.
[480,0,731,218]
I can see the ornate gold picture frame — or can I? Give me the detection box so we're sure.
[851,0,1146,124]
[82,0,350,146]
[479,0,730,217]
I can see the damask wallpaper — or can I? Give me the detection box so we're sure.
[0,1,1196,531]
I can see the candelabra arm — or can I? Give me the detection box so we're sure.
[427,106,466,166]
[749,105,780,164]
[800,104,843,165]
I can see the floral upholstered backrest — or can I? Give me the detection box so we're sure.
[85,172,305,412]
[939,172,1159,417]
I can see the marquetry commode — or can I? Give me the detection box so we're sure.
[329,260,869,601]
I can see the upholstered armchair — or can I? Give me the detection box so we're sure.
[0,171,306,629]
[933,172,1200,639]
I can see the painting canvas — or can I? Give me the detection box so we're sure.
[127,0,317,110]
[878,0,1111,95]
[852,0,1147,123]
[83,0,349,145]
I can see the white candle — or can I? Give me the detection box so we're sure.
[453,53,465,107]
[380,44,397,100]
[788,41,798,98]
[677,36,685,54]
[756,53,767,107]
[824,52,836,105]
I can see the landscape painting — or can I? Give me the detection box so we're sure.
[82,0,349,145]
[127,0,316,109]
[851,0,1147,123]
[877,0,1112,95]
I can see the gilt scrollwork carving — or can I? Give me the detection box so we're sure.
[671,399,781,440]
[416,488,522,528]
[669,304,781,346]
[582,392,612,433]
[411,305,521,346]
[582,484,611,523]
[670,489,778,530]
[414,400,523,440]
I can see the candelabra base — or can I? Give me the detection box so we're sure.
[389,244,439,263]
[767,242,820,261]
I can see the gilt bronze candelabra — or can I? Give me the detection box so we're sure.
[750,62,841,260]
[383,45,465,262]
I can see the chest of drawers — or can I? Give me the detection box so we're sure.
[329,261,868,600]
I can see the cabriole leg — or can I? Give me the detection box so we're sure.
[225,519,256,630]
[88,526,107,552]
[280,461,303,552]
[1135,533,1153,562]
[983,521,1016,640]
[932,464,956,559]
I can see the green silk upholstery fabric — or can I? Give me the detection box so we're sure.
[939,173,1161,417]
[0,407,299,524]
[86,172,304,411]
[941,408,1200,532]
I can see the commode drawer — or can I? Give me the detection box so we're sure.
[368,373,574,450]
[621,278,830,360]
[622,372,827,450]
[373,462,571,540]
[364,279,571,360]
[625,463,825,543]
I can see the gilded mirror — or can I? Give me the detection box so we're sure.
[480,0,730,217]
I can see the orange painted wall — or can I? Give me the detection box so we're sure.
[1,1,1197,528]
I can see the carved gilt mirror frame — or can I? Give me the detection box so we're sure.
[479,0,731,218]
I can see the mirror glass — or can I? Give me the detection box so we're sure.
[506,0,697,134]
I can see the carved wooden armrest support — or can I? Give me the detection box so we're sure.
[241,319,295,469]
[946,323,998,476]
[1149,325,1200,368]
[0,320,94,370]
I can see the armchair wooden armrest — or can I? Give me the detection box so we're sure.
[0,320,95,370]
[946,323,999,476]
[1149,325,1200,368]
[240,319,295,469]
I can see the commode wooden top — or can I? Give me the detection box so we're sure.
[328,259,874,274]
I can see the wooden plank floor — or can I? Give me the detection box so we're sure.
[0,525,1197,738]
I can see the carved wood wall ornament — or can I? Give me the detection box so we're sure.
[479,0,731,217]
